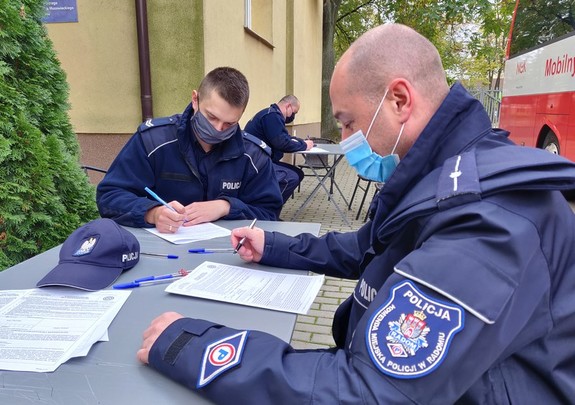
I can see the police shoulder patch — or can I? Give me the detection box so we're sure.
[366,280,464,379]
[197,330,249,388]
[243,131,272,156]
[138,116,177,132]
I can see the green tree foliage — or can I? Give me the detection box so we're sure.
[321,0,516,135]
[0,1,98,269]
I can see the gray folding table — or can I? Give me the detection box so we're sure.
[0,220,320,404]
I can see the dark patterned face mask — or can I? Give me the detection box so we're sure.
[191,110,238,145]
[285,112,296,124]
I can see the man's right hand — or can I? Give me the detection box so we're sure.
[231,226,265,262]
[304,139,315,150]
[144,202,186,233]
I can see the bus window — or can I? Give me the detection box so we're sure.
[509,1,575,57]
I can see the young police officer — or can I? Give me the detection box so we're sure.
[97,67,282,232]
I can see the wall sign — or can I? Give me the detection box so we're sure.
[43,0,78,24]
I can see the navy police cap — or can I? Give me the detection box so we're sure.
[37,218,140,291]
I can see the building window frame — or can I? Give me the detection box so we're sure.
[244,0,274,49]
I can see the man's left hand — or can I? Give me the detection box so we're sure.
[183,200,231,225]
[137,312,184,364]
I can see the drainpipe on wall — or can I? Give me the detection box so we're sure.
[135,0,153,120]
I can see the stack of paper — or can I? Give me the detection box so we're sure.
[0,288,130,372]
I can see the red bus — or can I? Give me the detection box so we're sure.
[499,0,575,160]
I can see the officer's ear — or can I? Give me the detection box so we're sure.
[387,79,413,123]
[191,90,199,111]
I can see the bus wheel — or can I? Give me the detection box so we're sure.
[542,132,560,155]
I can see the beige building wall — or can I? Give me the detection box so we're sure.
[203,0,322,133]
[46,2,142,134]
[147,1,204,118]
[46,0,322,178]
[47,1,204,134]
[292,1,323,137]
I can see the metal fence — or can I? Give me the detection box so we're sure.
[469,88,502,127]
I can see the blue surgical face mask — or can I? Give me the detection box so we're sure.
[191,109,238,145]
[339,88,404,183]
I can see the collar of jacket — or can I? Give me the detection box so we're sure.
[372,82,495,222]
[177,103,246,160]
[267,103,282,116]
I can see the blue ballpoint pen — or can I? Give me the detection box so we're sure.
[141,252,179,259]
[145,186,188,224]
[144,187,177,213]
[113,269,189,289]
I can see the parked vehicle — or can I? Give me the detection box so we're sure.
[500,0,575,160]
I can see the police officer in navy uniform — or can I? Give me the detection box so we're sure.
[137,25,575,403]
[97,67,282,232]
[245,95,314,202]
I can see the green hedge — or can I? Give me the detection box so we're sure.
[0,0,98,269]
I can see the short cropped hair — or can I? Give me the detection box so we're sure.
[198,67,250,109]
[347,24,448,107]
[279,95,299,105]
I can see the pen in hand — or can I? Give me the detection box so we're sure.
[145,187,187,224]
[144,187,177,213]
[234,218,257,254]
[305,135,315,148]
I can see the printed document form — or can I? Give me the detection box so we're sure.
[166,261,324,314]
[0,288,130,372]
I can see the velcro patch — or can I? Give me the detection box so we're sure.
[366,280,464,379]
[197,331,249,388]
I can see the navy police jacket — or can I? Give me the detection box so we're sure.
[244,103,307,162]
[147,84,575,404]
[96,104,283,227]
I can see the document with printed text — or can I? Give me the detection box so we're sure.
[0,288,131,372]
[306,146,329,153]
[165,261,324,314]
[145,222,231,244]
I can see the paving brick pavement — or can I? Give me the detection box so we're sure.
[279,159,375,349]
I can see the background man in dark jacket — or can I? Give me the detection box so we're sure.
[97,67,283,232]
[245,95,313,202]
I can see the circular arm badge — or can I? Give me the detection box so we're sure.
[366,280,464,379]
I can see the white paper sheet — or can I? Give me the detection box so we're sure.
[144,222,231,244]
[0,288,131,372]
[305,146,329,153]
[165,261,324,315]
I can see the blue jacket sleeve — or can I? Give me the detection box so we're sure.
[96,133,160,227]
[147,318,405,404]
[259,222,373,279]
[261,112,307,153]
